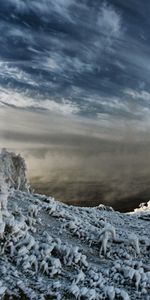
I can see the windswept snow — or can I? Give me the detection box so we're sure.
[0,150,149,299]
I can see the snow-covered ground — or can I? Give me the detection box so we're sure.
[0,150,149,299]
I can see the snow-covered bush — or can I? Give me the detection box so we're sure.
[0,148,29,192]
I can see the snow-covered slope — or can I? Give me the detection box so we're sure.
[0,150,149,300]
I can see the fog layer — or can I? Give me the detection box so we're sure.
[1,107,150,212]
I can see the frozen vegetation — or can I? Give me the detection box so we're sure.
[0,149,149,299]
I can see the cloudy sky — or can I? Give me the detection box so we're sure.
[0,0,150,210]
[0,0,150,120]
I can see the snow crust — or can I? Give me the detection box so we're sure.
[0,150,149,299]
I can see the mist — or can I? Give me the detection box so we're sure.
[1,107,150,212]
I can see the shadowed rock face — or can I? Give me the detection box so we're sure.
[0,149,29,191]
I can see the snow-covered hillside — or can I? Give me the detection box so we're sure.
[0,150,149,300]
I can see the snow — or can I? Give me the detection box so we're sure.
[0,150,149,299]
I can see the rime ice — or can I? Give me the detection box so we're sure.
[0,150,149,299]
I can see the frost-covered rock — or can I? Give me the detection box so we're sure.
[96,204,114,211]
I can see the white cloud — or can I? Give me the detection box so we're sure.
[51,0,74,20]
[115,60,126,70]
[78,93,130,113]
[0,88,80,115]
[98,3,121,38]
[0,62,37,86]
[44,54,93,74]
[7,0,74,21]
[125,89,150,101]
[45,58,61,72]
[100,97,130,111]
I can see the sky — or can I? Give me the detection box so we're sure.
[0,0,150,210]
[0,0,150,119]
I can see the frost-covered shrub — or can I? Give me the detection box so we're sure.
[0,148,29,192]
